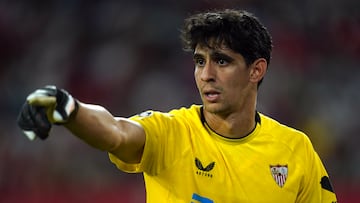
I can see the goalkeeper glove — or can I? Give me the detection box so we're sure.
[17,85,79,140]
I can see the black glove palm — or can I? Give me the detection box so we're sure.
[17,86,78,140]
[17,104,52,140]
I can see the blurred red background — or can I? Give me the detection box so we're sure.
[1,0,359,202]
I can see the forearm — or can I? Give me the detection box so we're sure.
[64,102,122,151]
[63,102,145,163]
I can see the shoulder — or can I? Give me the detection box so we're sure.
[259,113,305,136]
[260,113,295,129]
[169,104,202,118]
[258,112,313,150]
[129,104,203,128]
[131,104,201,118]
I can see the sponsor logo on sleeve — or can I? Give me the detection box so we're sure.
[139,111,153,117]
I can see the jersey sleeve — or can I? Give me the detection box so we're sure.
[109,110,190,175]
[296,135,337,203]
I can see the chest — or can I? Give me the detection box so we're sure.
[157,137,303,202]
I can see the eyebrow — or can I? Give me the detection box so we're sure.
[193,53,204,61]
[193,51,234,61]
[210,52,234,62]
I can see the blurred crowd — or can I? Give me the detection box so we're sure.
[0,0,359,202]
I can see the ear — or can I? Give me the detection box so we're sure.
[249,58,267,84]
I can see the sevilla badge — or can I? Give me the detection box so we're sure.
[270,165,288,187]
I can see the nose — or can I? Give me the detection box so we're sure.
[200,62,216,82]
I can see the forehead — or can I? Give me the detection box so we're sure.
[194,42,232,54]
[194,37,230,51]
[193,41,247,64]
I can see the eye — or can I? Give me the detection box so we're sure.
[194,58,206,67]
[217,59,228,66]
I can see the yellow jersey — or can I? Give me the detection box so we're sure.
[109,105,337,203]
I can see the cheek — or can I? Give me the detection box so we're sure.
[226,73,249,91]
[194,68,198,78]
[194,69,201,84]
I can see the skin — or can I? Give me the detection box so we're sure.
[61,41,268,164]
[64,104,146,164]
[194,43,267,138]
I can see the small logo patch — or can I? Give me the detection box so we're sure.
[191,193,214,203]
[320,176,335,193]
[270,164,288,187]
[139,111,153,117]
[195,158,215,178]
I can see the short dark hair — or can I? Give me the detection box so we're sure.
[180,9,273,68]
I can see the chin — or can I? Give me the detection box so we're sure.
[203,103,226,114]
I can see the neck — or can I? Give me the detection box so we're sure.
[202,104,257,139]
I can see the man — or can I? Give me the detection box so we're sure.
[18,9,337,202]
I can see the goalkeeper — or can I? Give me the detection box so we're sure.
[17,9,337,202]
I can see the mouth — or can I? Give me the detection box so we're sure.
[203,89,221,102]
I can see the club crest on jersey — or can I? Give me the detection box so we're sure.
[270,164,288,187]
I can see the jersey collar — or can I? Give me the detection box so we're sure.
[200,106,261,141]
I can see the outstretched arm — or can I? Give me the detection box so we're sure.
[65,102,146,164]
[17,86,146,164]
